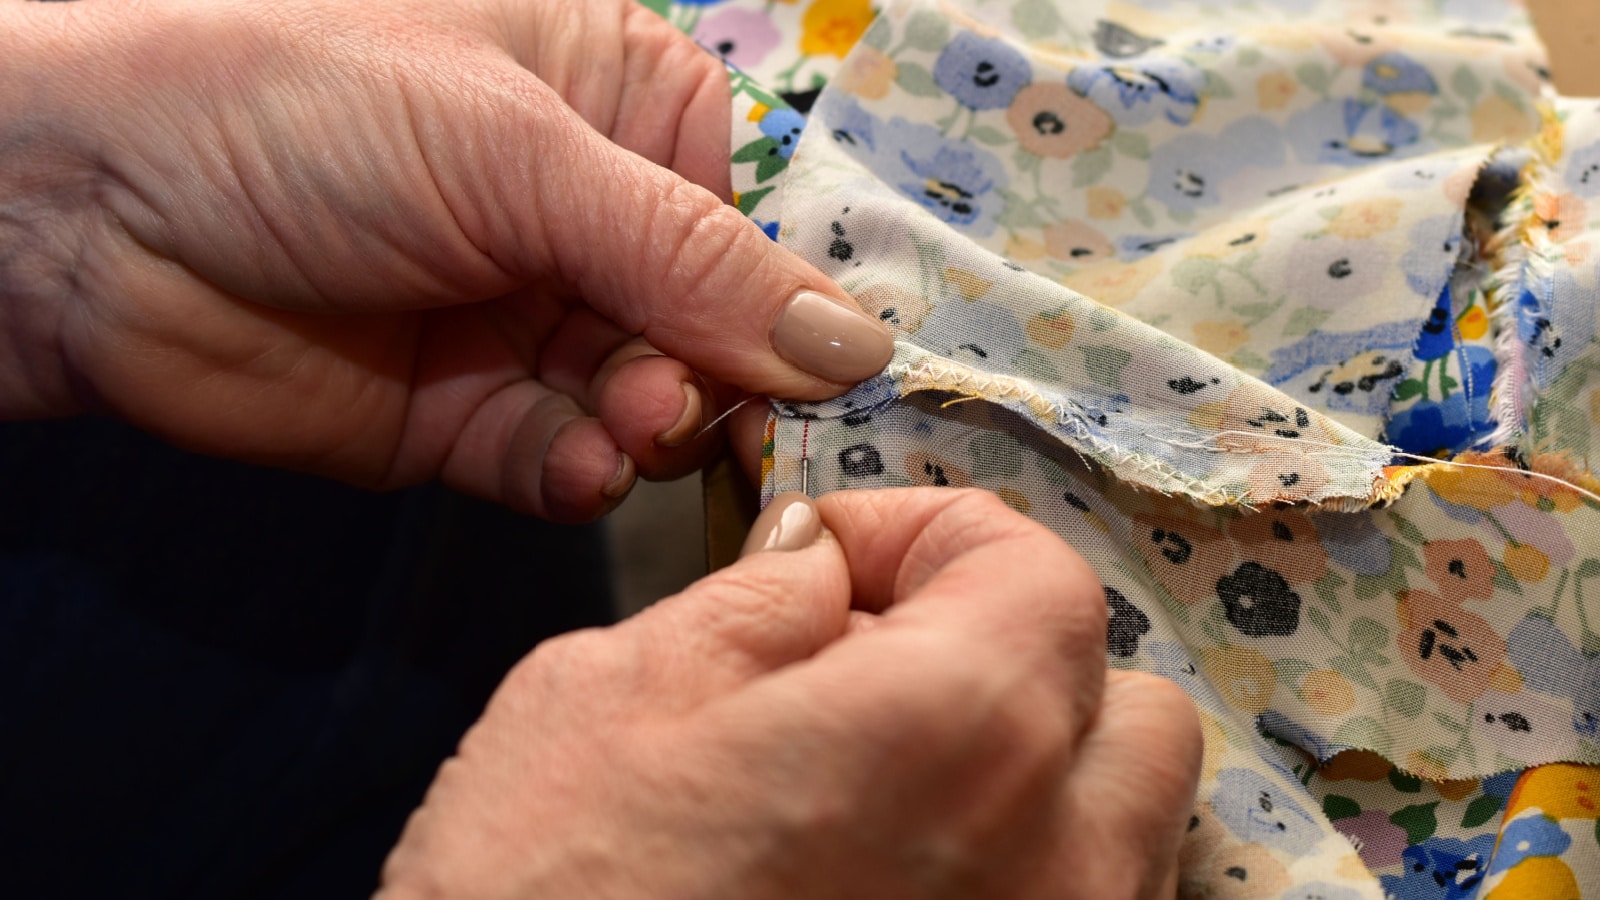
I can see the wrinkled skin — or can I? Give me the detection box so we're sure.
[1,0,866,521]
[380,489,1203,900]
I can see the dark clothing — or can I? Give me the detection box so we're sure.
[0,417,613,898]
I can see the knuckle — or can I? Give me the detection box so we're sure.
[512,626,630,693]
[646,180,765,308]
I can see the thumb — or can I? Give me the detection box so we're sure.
[483,64,895,400]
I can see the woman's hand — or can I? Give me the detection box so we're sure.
[379,488,1203,899]
[0,0,890,521]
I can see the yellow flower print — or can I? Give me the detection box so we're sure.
[1425,462,1521,511]
[1325,197,1404,239]
[1506,762,1600,820]
[1486,857,1579,900]
[1471,94,1534,144]
[853,283,931,333]
[836,44,896,99]
[1086,186,1125,220]
[997,488,1032,513]
[1299,670,1356,716]
[1193,320,1252,356]
[1503,541,1549,582]
[1061,255,1161,307]
[800,0,874,59]
[942,267,993,300]
[1457,303,1489,340]
[1024,308,1076,349]
[1256,70,1297,111]
[1201,646,1276,714]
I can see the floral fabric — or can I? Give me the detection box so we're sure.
[654,0,1600,896]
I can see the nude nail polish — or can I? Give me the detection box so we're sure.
[740,492,822,556]
[771,291,894,384]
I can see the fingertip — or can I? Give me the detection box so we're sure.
[769,290,895,392]
[595,354,720,480]
[507,410,632,523]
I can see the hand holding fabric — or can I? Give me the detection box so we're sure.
[0,0,891,521]
[378,488,1204,899]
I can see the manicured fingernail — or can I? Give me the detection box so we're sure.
[772,290,894,384]
[602,453,636,499]
[740,492,822,556]
[655,382,703,448]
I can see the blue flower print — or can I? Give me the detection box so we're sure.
[758,107,807,160]
[1147,117,1285,211]
[1565,141,1600,198]
[1363,53,1439,96]
[1413,287,1456,361]
[1481,769,1521,800]
[933,32,1032,110]
[1386,344,1496,456]
[1289,99,1422,166]
[1507,613,1600,738]
[1212,768,1324,855]
[1487,814,1572,875]
[818,92,878,152]
[918,299,1027,368]
[1311,511,1393,576]
[1381,834,1496,900]
[754,220,780,241]
[889,120,1009,234]
[1258,710,1342,761]
[1399,214,1463,298]
[1066,57,1203,126]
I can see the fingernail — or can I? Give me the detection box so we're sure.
[740,492,822,556]
[772,290,894,384]
[602,453,636,499]
[655,382,703,448]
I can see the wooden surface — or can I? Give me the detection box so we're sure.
[1531,0,1600,96]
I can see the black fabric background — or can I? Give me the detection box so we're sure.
[0,417,614,898]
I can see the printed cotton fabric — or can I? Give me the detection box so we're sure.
[650,1,1600,896]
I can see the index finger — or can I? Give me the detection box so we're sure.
[819,488,1108,731]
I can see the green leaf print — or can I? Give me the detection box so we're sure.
[731,136,782,164]
[1072,146,1114,188]
[1079,345,1132,389]
[1113,131,1151,160]
[1011,0,1063,37]
[895,62,944,98]
[1461,793,1502,829]
[1323,795,1361,820]
[1388,768,1424,793]
[902,9,952,51]
[969,125,1011,147]
[1383,679,1426,719]
[1450,65,1483,105]
[1295,61,1333,95]
[1389,803,1439,845]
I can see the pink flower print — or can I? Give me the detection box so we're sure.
[1334,809,1408,870]
[694,9,781,70]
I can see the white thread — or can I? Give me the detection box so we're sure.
[1155,429,1600,505]
[693,394,764,440]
